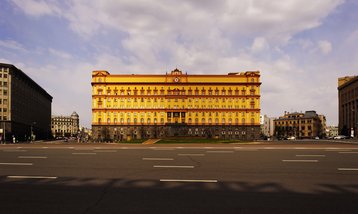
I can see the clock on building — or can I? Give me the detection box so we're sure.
[174,77,180,82]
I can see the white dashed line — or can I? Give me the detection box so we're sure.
[160,179,217,183]
[7,176,57,179]
[95,150,117,153]
[154,165,194,168]
[282,160,318,163]
[0,163,33,166]
[18,156,47,159]
[2,150,27,152]
[338,168,358,171]
[142,158,174,161]
[72,153,96,155]
[339,152,358,154]
[296,155,325,157]
[178,154,205,156]
[206,151,234,153]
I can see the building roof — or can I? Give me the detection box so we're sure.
[338,75,358,90]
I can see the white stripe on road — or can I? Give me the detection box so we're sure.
[338,168,358,171]
[206,151,234,153]
[142,158,174,161]
[154,165,194,168]
[296,155,325,157]
[282,160,318,163]
[7,176,57,179]
[325,149,352,152]
[178,154,205,156]
[18,156,47,159]
[160,179,217,183]
[0,163,33,166]
[152,148,175,151]
[42,147,48,149]
[72,153,96,155]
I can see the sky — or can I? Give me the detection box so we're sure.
[0,0,357,128]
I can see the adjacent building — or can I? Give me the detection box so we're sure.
[51,112,79,138]
[274,111,326,139]
[338,76,358,137]
[326,126,339,138]
[261,115,275,138]
[0,63,52,141]
[91,69,261,141]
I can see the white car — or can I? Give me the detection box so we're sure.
[287,136,296,140]
[333,135,346,139]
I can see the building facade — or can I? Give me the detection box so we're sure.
[0,63,52,141]
[274,111,325,139]
[338,76,358,137]
[51,112,79,138]
[92,69,261,141]
[326,126,339,138]
[261,115,275,138]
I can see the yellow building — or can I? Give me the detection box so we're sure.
[91,69,261,141]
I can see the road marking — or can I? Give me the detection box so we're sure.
[178,154,205,156]
[142,158,174,161]
[42,147,48,149]
[296,155,325,157]
[154,165,194,168]
[206,151,234,153]
[0,163,33,166]
[68,147,74,149]
[18,156,47,159]
[282,160,318,162]
[294,147,308,149]
[204,147,213,149]
[72,153,96,155]
[338,168,358,171]
[7,176,57,179]
[160,179,217,183]
[339,152,358,154]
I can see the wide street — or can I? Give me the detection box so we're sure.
[1,141,358,214]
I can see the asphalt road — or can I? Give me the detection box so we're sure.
[0,142,358,214]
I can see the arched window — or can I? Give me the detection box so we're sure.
[114,118,117,124]
[120,118,124,124]
[134,118,137,124]
[195,118,199,124]
[235,118,238,125]
[127,118,130,124]
[107,118,110,124]
[251,118,255,125]
[201,118,205,124]
[222,118,226,124]
[188,118,192,124]
[242,118,245,124]
[208,118,212,124]
[147,118,151,124]
[228,118,232,124]
[140,118,144,124]
[215,118,219,125]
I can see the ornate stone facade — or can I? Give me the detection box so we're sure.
[91,69,261,141]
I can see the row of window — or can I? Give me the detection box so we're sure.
[97,118,256,124]
[97,97,256,102]
[95,87,257,96]
[96,111,256,117]
[275,120,314,125]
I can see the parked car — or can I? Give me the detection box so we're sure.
[315,136,320,140]
[333,135,347,139]
[287,136,296,140]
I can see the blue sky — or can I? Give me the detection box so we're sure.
[0,0,357,127]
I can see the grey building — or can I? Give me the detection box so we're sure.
[51,112,79,138]
[0,63,52,141]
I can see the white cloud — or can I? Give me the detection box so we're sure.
[48,48,72,59]
[251,37,269,53]
[11,0,61,17]
[0,40,26,51]
[318,40,332,55]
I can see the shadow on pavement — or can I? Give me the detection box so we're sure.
[0,177,358,214]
